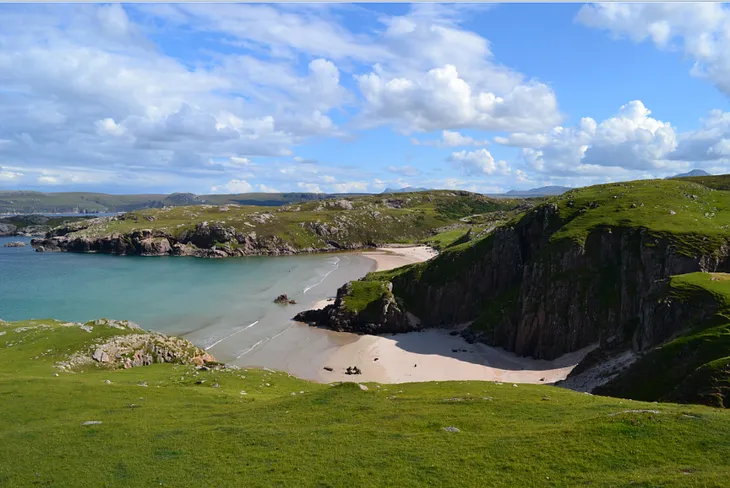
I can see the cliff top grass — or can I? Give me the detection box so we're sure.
[55,191,524,250]
[342,281,391,314]
[548,177,730,255]
[670,272,730,310]
[2,319,730,487]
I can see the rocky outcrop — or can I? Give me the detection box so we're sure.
[3,241,27,248]
[0,223,17,236]
[295,282,421,334]
[384,202,730,361]
[56,319,216,371]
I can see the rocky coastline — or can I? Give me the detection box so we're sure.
[31,218,378,258]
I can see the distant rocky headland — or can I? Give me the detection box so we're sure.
[0,214,94,238]
[30,191,532,258]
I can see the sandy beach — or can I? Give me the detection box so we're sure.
[299,245,591,385]
[317,329,595,384]
[361,245,439,272]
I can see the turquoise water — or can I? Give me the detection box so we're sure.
[0,236,374,366]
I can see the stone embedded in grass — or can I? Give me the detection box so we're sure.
[442,426,460,433]
[608,409,661,417]
[82,421,102,426]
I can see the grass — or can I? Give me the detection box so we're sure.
[597,272,730,407]
[342,281,391,314]
[548,178,730,256]
[2,319,730,487]
[422,228,471,250]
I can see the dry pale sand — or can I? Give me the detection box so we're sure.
[318,329,596,384]
[361,245,438,272]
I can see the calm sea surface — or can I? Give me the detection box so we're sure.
[0,236,373,372]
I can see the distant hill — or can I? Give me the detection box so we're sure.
[667,169,711,179]
[505,186,571,197]
[485,185,571,198]
[381,187,430,194]
[0,191,366,215]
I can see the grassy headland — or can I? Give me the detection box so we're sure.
[32,191,529,257]
[1,319,729,487]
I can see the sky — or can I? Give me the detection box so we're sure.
[2,3,730,195]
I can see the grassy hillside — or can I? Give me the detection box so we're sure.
[547,178,730,256]
[48,191,525,252]
[1,319,730,487]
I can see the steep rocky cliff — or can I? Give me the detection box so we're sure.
[300,178,730,388]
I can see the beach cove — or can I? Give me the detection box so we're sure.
[1,238,589,384]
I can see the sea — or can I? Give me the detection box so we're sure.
[0,236,374,378]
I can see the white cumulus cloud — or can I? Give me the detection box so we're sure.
[449,149,511,176]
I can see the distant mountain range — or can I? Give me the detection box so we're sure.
[485,185,572,198]
[667,169,711,179]
[381,187,430,194]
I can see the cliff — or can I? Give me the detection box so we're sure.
[298,177,730,406]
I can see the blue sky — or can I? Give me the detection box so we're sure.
[2,3,730,195]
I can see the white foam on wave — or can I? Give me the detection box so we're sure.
[235,322,294,358]
[302,256,340,294]
[204,320,259,351]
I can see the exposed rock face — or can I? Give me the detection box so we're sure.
[3,241,27,248]
[57,321,216,371]
[295,282,421,334]
[386,203,730,361]
[0,223,17,236]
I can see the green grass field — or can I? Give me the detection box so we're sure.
[1,319,730,487]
